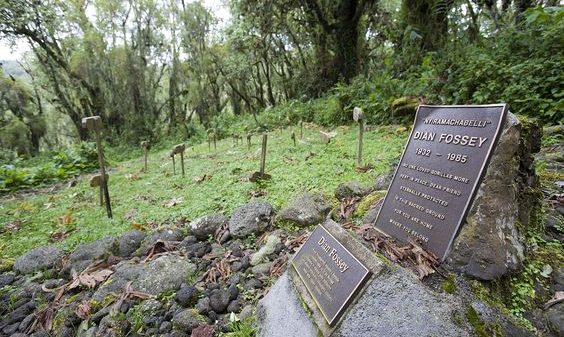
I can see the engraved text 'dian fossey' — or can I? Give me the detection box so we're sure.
[374,104,508,261]
[291,225,371,326]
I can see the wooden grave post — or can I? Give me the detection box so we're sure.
[247,134,251,149]
[140,140,150,172]
[300,120,303,139]
[260,133,267,175]
[291,131,296,147]
[353,107,364,167]
[170,151,176,175]
[170,144,186,177]
[82,116,112,218]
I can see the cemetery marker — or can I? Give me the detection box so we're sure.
[260,133,267,175]
[140,140,150,172]
[170,144,186,177]
[250,133,271,181]
[82,116,112,218]
[353,107,364,167]
[291,131,296,147]
[291,224,371,326]
[374,104,508,261]
[247,134,251,149]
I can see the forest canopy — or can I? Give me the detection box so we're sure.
[0,0,562,155]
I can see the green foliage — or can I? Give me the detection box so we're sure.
[0,142,98,193]
[0,119,32,156]
[399,7,563,124]
[221,314,256,337]
[509,243,563,317]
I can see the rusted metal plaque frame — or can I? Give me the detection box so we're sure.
[291,225,371,326]
[374,104,508,261]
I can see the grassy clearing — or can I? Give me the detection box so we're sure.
[0,124,408,260]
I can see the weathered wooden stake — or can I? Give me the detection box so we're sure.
[170,144,186,177]
[247,134,251,149]
[260,133,267,175]
[208,137,211,151]
[82,116,112,218]
[300,120,303,139]
[291,131,296,147]
[353,107,364,167]
[141,140,150,172]
[213,134,217,150]
[180,151,185,177]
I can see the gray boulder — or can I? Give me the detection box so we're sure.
[94,314,129,337]
[118,230,146,257]
[277,193,331,227]
[546,302,564,336]
[374,171,394,190]
[335,181,371,200]
[229,201,274,238]
[92,255,195,301]
[62,237,118,277]
[13,245,63,275]
[138,229,184,256]
[209,289,231,313]
[189,214,228,240]
[553,267,564,292]
[173,309,207,333]
[447,113,542,280]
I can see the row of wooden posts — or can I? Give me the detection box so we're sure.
[83,109,366,218]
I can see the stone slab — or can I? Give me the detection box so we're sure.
[257,220,476,337]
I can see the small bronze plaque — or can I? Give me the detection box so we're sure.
[375,104,508,261]
[291,225,371,326]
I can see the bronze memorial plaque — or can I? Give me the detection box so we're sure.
[375,104,508,261]
[291,225,371,326]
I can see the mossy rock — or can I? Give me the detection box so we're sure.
[391,97,419,117]
[354,190,387,219]
[0,258,14,272]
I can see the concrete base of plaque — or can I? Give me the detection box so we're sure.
[257,220,530,337]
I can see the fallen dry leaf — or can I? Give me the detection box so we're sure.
[354,163,375,173]
[58,212,73,226]
[130,223,146,230]
[111,281,155,315]
[125,173,139,181]
[163,197,183,208]
[74,300,92,320]
[191,325,215,337]
[69,268,114,290]
[48,228,76,242]
[339,197,360,221]
[193,174,211,182]
[124,209,137,221]
[248,190,266,198]
[2,220,22,233]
